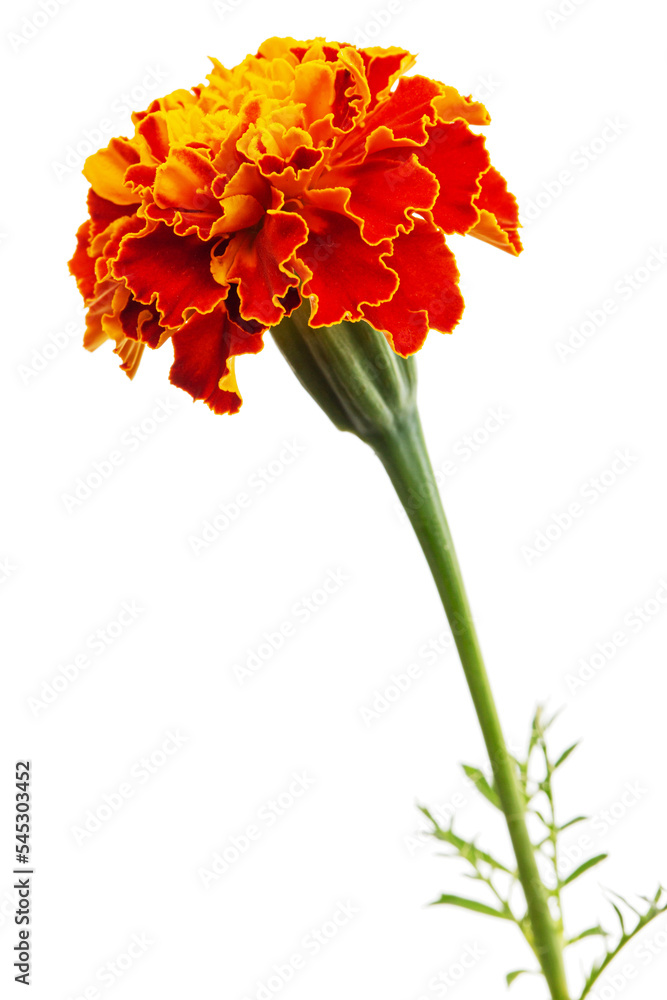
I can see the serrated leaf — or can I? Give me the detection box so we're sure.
[554,741,580,768]
[431,893,511,919]
[566,925,607,945]
[562,853,607,887]
[462,764,501,809]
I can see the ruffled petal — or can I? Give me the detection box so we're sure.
[169,307,264,414]
[361,75,441,154]
[87,189,136,238]
[295,202,398,327]
[363,218,463,355]
[314,151,438,244]
[153,146,217,210]
[469,166,523,255]
[433,86,490,125]
[113,223,228,327]
[414,119,490,234]
[83,137,142,206]
[211,210,308,326]
[359,46,416,111]
[69,221,96,300]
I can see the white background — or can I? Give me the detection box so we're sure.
[1,1,666,998]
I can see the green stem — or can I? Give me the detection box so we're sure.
[368,412,570,1000]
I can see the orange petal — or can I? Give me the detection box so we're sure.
[153,146,217,209]
[83,137,142,206]
[433,86,490,126]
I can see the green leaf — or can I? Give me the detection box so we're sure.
[430,894,511,920]
[566,925,607,945]
[528,705,544,752]
[558,815,588,831]
[579,889,667,998]
[430,825,513,874]
[561,853,607,887]
[542,707,564,731]
[462,764,501,809]
[506,970,532,986]
[554,741,580,768]
[610,901,626,935]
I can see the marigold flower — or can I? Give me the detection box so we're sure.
[69,37,522,415]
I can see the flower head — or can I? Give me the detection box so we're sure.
[69,37,522,415]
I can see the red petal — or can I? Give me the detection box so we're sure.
[213,210,308,327]
[363,218,463,355]
[315,152,438,244]
[169,308,264,414]
[296,205,398,327]
[113,223,228,327]
[361,75,441,153]
[69,221,96,301]
[87,189,135,238]
[119,298,165,348]
[415,120,490,234]
[359,47,415,110]
[470,166,523,255]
